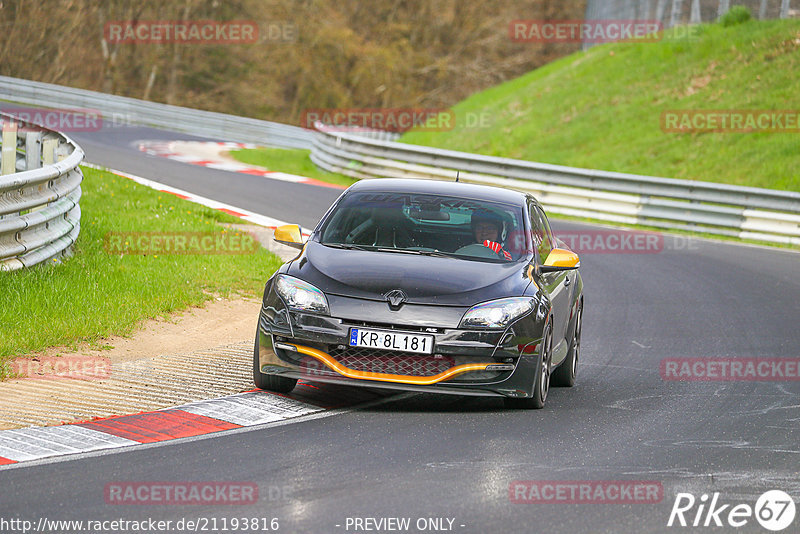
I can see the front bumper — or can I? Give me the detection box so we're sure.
[257,290,544,398]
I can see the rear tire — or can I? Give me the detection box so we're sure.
[504,323,552,410]
[253,330,297,393]
[552,300,582,388]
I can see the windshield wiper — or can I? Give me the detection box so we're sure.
[325,244,455,257]
[323,243,372,251]
[374,248,454,258]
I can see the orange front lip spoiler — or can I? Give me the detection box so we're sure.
[288,343,497,386]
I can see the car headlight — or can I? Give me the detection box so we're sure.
[460,297,535,329]
[274,275,329,314]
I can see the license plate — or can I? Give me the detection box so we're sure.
[349,328,434,355]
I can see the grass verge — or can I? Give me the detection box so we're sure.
[0,166,283,379]
[228,147,357,188]
[401,18,800,191]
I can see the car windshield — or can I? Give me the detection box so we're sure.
[318,192,528,262]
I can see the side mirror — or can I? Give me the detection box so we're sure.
[539,248,580,273]
[274,224,304,250]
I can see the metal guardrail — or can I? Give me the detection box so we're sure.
[584,0,796,49]
[2,76,795,245]
[310,124,800,245]
[586,0,795,27]
[0,76,314,150]
[0,113,84,271]
[0,76,401,149]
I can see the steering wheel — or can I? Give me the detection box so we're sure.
[345,218,377,244]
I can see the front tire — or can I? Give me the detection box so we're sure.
[253,329,297,393]
[505,322,552,410]
[552,299,582,387]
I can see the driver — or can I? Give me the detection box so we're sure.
[471,209,512,261]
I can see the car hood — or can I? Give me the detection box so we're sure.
[287,242,529,307]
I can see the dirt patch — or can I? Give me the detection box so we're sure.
[30,297,260,366]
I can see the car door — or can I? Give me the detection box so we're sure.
[530,203,571,361]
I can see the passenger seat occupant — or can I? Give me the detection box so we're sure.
[471,209,512,261]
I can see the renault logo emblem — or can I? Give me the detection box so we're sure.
[384,289,407,309]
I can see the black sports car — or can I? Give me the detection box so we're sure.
[255,179,583,408]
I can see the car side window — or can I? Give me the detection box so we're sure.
[536,205,555,253]
[528,204,552,264]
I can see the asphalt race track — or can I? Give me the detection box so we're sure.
[1,123,798,533]
[69,125,339,228]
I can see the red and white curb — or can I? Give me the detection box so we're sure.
[0,385,388,467]
[137,140,344,189]
[83,163,312,238]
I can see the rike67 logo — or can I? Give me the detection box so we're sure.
[668,490,796,531]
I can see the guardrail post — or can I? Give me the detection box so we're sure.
[25,131,43,170]
[637,0,654,20]
[670,0,684,27]
[780,0,791,18]
[656,0,670,26]
[690,0,702,23]
[687,199,700,231]
[1,119,17,175]
[42,138,58,165]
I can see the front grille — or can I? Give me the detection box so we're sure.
[286,344,508,383]
[324,347,454,376]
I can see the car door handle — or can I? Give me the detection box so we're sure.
[564,276,571,287]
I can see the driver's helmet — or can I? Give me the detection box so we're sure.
[471,208,507,243]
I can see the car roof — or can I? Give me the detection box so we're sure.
[346,179,531,206]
